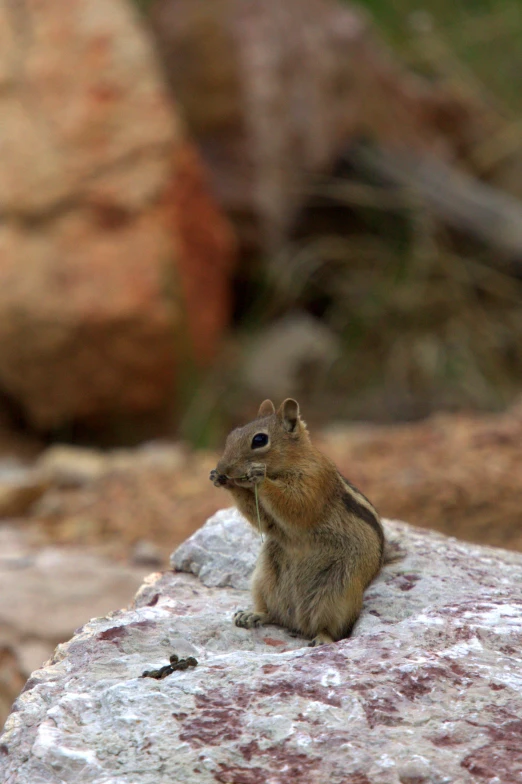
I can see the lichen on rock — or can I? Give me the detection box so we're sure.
[1,508,522,783]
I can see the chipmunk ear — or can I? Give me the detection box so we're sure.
[258,399,275,417]
[279,398,300,433]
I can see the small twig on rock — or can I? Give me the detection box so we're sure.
[141,654,198,680]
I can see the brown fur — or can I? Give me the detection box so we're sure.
[210,398,384,646]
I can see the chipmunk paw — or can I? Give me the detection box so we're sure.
[234,610,269,629]
[210,469,228,488]
[244,463,266,485]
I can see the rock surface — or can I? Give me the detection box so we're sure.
[2,508,522,783]
[242,313,341,404]
[0,463,48,518]
[0,0,235,431]
[0,525,149,728]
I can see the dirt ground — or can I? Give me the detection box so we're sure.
[317,404,522,553]
[24,400,522,560]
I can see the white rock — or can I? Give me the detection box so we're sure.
[1,509,522,783]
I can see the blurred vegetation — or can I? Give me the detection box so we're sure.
[355,0,522,112]
[138,0,522,440]
[251,0,522,423]
[271,184,522,420]
[132,0,154,13]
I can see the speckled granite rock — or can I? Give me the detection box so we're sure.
[2,509,522,784]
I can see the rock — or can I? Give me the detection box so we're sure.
[29,444,221,558]
[0,0,235,431]
[2,508,522,782]
[242,312,341,403]
[0,648,25,737]
[36,441,187,489]
[0,541,149,645]
[0,466,48,518]
[131,539,164,568]
[16,642,54,682]
[164,142,237,366]
[36,446,110,488]
[0,524,150,729]
[112,440,187,472]
[171,506,260,589]
[149,0,498,252]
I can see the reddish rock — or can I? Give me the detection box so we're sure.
[166,142,236,366]
[0,0,235,431]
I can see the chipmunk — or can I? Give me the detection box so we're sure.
[210,398,384,646]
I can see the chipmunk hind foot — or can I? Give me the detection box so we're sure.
[308,631,336,647]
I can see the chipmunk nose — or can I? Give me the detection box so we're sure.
[216,458,229,476]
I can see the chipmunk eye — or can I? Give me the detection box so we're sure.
[251,433,269,449]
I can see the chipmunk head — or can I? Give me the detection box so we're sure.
[216,398,309,482]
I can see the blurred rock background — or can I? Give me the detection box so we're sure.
[1,0,522,726]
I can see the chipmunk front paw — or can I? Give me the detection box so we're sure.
[244,463,266,485]
[234,610,270,629]
[210,469,228,488]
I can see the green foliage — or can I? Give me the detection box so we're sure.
[131,0,154,16]
[177,365,227,450]
[353,0,522,113]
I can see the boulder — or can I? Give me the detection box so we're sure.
[241,313,341,404]
[2,507,522,782]
[0,0,235,431]
[0,524,150,729]
[0,463,48,518]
